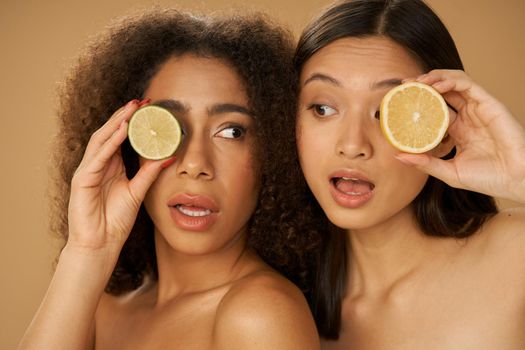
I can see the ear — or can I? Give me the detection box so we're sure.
[431,133,455,158]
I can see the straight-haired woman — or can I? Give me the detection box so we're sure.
[294,0,525,348]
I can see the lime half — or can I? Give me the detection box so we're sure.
[128,105,182,160]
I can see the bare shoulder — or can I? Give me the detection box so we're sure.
[480,207,525,248]
[470,207,525,272]
[94,282,155,347]
[212,270,320,350]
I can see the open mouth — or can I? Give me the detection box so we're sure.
[331,177,375,195]
[328,173,375,209]
[168,193,219,231]
[174,204,212,217]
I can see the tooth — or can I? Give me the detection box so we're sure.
[177,205,211,217]
[341,177,358,181]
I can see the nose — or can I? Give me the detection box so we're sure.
[175,131,214,180]
[335,113,373,160]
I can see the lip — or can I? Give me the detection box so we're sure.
[167,193,219,232]
[328,170,375,209]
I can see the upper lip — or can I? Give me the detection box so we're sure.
[167,193,219,212]
[329,169,375,187]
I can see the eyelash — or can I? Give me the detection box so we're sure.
[216,124,247,139]
[307,104,337,117]
[308,104,381,120]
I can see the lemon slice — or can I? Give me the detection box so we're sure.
[380,82,449,153]
[128,105,182,160]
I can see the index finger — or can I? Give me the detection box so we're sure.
[83,100,139,161]
[417,70,491,105]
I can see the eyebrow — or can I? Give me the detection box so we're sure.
[370,78,403,90]
[209,103,253,117]
[154,99,188,114]
[303,74,403,91]
[303,73,342,87]
[153,99,253,118]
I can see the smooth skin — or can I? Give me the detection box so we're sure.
[297,36,525,350]
[19,55,319,350]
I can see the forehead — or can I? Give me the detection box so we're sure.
[145,54,248,103]
[300,36,425,86]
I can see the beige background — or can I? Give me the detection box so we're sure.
[1,0,524,347]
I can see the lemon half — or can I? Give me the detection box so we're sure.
[380,82,449,154]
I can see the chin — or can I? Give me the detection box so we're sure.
[320,201,381,231]
[155,229,223,256]
[177,241,230,256]
[327,212,371,231]
[173,245,219,256]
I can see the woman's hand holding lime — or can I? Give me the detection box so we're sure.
[66,100,171,256]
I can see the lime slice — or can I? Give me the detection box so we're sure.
[380,82,449,153]
[128,105,182,160]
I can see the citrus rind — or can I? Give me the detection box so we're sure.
[380,82,449,154]
[128,105,182,160]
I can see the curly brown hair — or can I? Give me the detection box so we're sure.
[51,8,321,295]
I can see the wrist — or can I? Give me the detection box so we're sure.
[516,179,525,204]
[506,165,525,204]
[62,239,122,257]
[59,243,121,282]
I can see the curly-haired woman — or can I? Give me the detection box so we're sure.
[19,9,320,349]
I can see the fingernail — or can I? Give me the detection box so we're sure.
[138,98,151,107]
[433,81,445,88]
[126,99,140,108]
[161,157,176,169]
[394,154,411,164]
[395,154,429,166]
[394,154,416,165]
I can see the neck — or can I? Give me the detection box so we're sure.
[153,227,255,304]
[346,206,450,297]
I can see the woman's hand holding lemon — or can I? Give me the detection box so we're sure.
[390,70,525,203]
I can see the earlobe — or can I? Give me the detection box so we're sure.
[431,134,455,159]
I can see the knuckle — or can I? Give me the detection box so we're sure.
[89,130,100,142]
[128,189,142,209]
[70,170,83,186]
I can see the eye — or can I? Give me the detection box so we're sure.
[215,125,246,139]
[308,104,337,117]
[374,110,380,120]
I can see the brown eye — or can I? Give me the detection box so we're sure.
[374,110,380,120]
[311,104,336,117]
[216,126,245,139]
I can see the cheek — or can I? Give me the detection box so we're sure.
[374,137,429,205]
[223,151,260,203]
[142,175,164,217]
[296,118,326,174]
[385,158,429,201]
[227,167,259,223]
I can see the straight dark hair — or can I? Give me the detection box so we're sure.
[294,0,498,339]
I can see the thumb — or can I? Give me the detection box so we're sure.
[128,157,176,203]
[395,153,460,188]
